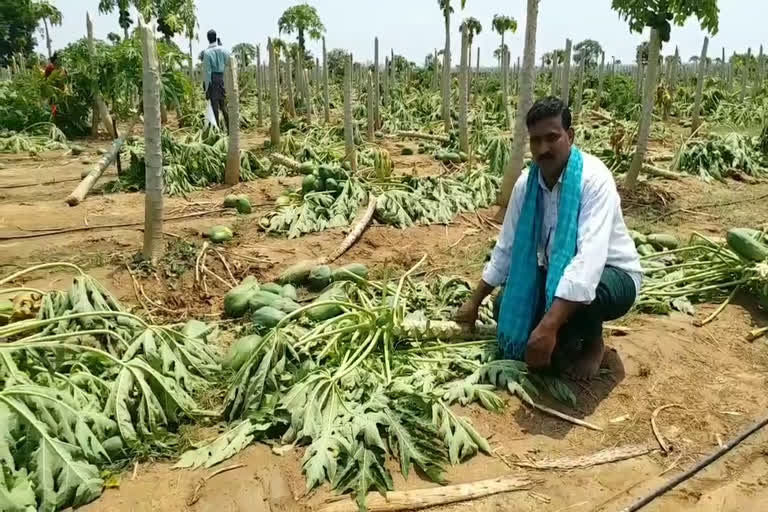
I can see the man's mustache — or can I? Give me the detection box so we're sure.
[537,154,554,160]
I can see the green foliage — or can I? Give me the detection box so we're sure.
[98,0,133,35]
[278,4,326,51]
[232,43,256,68]
[574,39,603,68]
[326,48,349,80]
[677,133,767,181]
[491,14,517,38]
[0,32,195,137]
[0,265,219,511]
[0,1,41,67]
[460,17,483,44]
[611,0,719,42]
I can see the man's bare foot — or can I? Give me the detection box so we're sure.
[564,336,605,381]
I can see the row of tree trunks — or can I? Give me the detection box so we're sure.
[497,0,539,209]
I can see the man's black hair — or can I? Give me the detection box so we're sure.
[50,52,59,63]
[207,30,217,44]
[526,96,572,131]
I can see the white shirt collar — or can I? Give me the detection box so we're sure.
[208,43,217,49]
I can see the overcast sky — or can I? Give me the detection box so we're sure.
[43,1,763,65]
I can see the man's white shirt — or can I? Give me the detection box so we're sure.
[483,151,643,303]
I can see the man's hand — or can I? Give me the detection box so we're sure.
[455,300,480,329]
[525,321,558,369]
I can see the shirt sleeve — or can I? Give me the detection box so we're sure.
[555,173,617,303]
[482,173,527,287]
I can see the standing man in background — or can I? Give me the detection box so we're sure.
[202,29,229,130]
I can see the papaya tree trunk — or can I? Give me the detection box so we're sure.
[670,46,680,93]
[188,38,194,77]
[44,18,52,59]
[635,48,643,98]
[550,57,558,96]
[367,71,375,141]
[323,37,330,123]
[754,44,764,96]
[502,48,512,130]
[140,25,164,261]
[383,57,390,107]
[256,45,263,128]
[268,39,280,147]
[476,46,480,75]
[442,8,452,132]
[498,0,539,209]
[286,55,296,117]
[224,56,240,186]
[468,41,472,85]
[740,48,751,101]
[304,68,313,121]
[625,28,661,190]
[728,52,735,91]
[374,37,381,129]
[691,36,709,132]
[596,51,606,107]
[433,48,440,91]
[721,47,726,82]
[561,38,572,105]
[343,55,356,171]
[87,13,116,139]
[574,57,585,119]
[458,23,469,154]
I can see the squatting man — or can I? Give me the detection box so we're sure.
[456,97,642,380]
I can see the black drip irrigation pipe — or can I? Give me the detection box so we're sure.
[620,412,768,512]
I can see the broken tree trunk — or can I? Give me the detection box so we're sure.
[643,164,682,180]
[316,476,533,512]
[397,131,450,143]
[269,153,301,171]
[321,194,377,265]
[86,12,117,139]
[65,117,137,206]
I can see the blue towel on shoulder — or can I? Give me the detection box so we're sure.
[496,147,583,359]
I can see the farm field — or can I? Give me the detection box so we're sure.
[2,2,768,512]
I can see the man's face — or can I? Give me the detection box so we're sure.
[528,115,574,177]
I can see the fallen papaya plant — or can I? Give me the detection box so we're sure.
[0,263,220,511]
[179,257,582,511]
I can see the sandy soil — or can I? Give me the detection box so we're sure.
[2,131,768,512]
